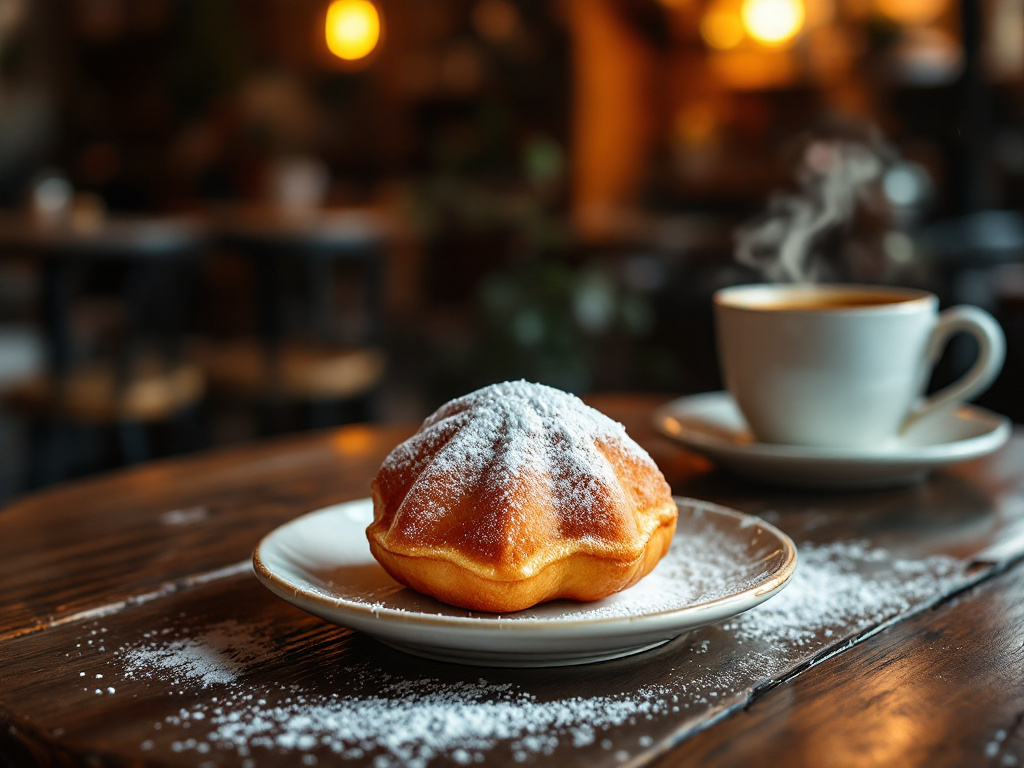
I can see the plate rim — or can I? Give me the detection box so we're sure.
[653,390,1011,466]
[252,496,797,633]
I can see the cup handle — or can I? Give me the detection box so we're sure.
[902,305,1006,433]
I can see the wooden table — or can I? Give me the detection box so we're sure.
[2,393,1023,767]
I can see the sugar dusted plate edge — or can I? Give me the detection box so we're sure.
[253,497,796,667]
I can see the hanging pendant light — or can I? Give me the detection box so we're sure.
[325,0,381,62]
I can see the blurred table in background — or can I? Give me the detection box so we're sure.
[0,212,208,486]
[203,205,391,433]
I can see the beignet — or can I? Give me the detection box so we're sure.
[366,381,677,612]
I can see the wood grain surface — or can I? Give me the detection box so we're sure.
[655,556,1024,768]
[1,393,1022,768]
[0,424,410,640]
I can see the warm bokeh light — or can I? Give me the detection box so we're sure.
[875,0,947,25]
[325,0,380,61]
[675,103,718,144]
[710,49,801,88]
[472,0,520,42]
[702,4,745,50]
[330,425,376,455]
[741,0,805,46]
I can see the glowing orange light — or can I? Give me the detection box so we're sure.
[325,0,380,61]
[702,4,745,50]
[710,49,801,89]
[330,425,376,455]
[875,0,947,25]
[741,0,805,46]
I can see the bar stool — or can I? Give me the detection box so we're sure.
[0,214,208,486]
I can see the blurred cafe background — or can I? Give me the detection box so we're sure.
[0,0,1022,502]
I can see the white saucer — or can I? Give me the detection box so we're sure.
[654,391,1012,491]
[253,497,796,667]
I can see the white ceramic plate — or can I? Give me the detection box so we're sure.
[253,497,796,667]
[654,391,1012,491]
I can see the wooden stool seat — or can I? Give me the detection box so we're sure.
[5,359,205,423]
[197,339,385,401]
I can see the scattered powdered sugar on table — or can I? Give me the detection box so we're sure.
[101,539,967,765]
[164,675,676,766]
[159,506,210,526]
[722,540,961,647]
[117,620,277,689]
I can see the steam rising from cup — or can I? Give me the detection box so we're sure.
[735,139,893,284]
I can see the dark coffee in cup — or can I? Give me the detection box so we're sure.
[749,295,916,311]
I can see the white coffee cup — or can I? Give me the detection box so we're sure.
[714,283,1006,449]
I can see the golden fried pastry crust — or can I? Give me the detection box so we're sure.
[366,381,677,613]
